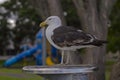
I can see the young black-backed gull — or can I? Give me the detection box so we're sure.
[40,16,107,64]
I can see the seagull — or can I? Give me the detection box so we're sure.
[40,16,107,64]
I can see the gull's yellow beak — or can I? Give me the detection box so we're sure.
[40,21,48,27]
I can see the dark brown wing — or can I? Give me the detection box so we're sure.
[51,26,93,47]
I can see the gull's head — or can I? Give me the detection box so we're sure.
[40,16,62,28]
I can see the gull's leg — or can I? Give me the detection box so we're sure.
[65,51,70,64]
[65,50,75,64]
[61,50,64,64]
[66,54,69,64]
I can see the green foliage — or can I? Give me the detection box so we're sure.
[108,0,120,52]
[0,0,41,54]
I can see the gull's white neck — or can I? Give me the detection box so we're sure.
[45,23,62,49]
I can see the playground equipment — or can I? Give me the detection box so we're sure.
[4,29,58,67]
[4,46,40,67]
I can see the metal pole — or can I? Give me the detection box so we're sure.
[41,27,47,80]
[42,27,46,65]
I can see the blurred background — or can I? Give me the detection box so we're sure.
[0,0,119,80]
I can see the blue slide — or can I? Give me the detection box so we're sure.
[4,29,58,67]
[4,30,43,67]
[4,46,41,67]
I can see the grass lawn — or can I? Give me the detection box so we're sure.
[0,59,43,80]
[0,68,42,80]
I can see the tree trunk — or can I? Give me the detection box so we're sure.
[72,0,117,80]
[47,0,66,25]
[110,51,120,80]
[110,61,120,80]
[29,0,66,23]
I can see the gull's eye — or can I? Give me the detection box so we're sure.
[48,18,52,20]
